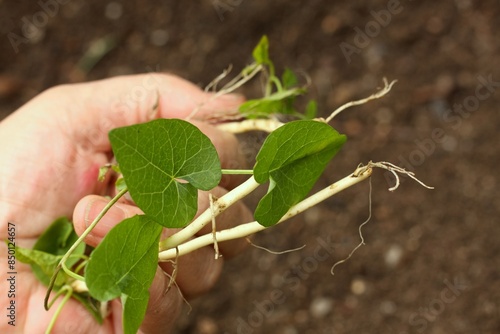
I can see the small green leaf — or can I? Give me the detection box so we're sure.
[16,247,66,286]
[109,119,221,228]
[115,177,127,193]
[239,88,306,118]
[17,217,85,286]
[33,217,82,256]
[305,100,318,119]
[111,164,121,174]
[252,35,270,65]
[98,165,110,182]
[85,215,162,334]
[253,120,346,226]
[282,68,298,89]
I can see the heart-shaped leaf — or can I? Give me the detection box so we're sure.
[109,119,221,228]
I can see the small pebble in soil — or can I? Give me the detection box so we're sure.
[195,316,218,334]
[282,326,298,334]
[310,297,333,318]
[105,2,123,20]
[379,300,397,315]
[350,278,366,295]
[150,29,169,47]
[384,244,403,268]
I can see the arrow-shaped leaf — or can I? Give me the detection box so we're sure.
[253,120,346,226]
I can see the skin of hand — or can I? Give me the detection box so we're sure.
[0,73,253,334]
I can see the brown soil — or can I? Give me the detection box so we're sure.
[1,1,499,333]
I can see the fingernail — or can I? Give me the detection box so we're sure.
[84,199,126,238]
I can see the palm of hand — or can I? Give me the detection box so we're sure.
[0,74,246,333]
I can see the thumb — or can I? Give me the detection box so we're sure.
[40,73,244,151]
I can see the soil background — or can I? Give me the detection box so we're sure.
[1,1,500,333]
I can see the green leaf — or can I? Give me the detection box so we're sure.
[252,35,270,65]
[253,120,346,226]
[16,247,66,286]
[15,217,103,323]
[109,119,221,228]
[98,165,110,182]
[34,217,83,257]
[85,215,162,301]
[85,215,162,334]
[17,217,85,286]
[239,88,306,118]
[282,68,298,89]
[122,293,150,334]
[305,100,318,119]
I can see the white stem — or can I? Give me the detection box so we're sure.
[217,118,284,133]
[158,176,261,250]
[158,166,372,261]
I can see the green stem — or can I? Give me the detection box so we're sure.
[45,285,73,334]
[62,261,84,282]
[270,76,283,92]
[73,256,89,275]
[221,169,254,175]
[265,62,276,96]
[44,187,128,310]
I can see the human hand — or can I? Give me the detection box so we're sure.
[0,73,252,333]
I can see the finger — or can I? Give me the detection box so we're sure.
[158,246,224,299]
[73,194,226,302]
[73,194,144,247]
[139,267,183,334]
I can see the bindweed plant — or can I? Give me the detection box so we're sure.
[16,36,432,334]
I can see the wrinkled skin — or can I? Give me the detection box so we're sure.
[0,74,252,333]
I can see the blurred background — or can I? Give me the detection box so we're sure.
[1,1,499,333]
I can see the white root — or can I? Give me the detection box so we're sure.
[186,64,263,121]
[324,78,397,123]
[216,78,397,134]
[330,178,373,275]
[209,193,221,259]
[366,161,434,191]
[246,237,306,255]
